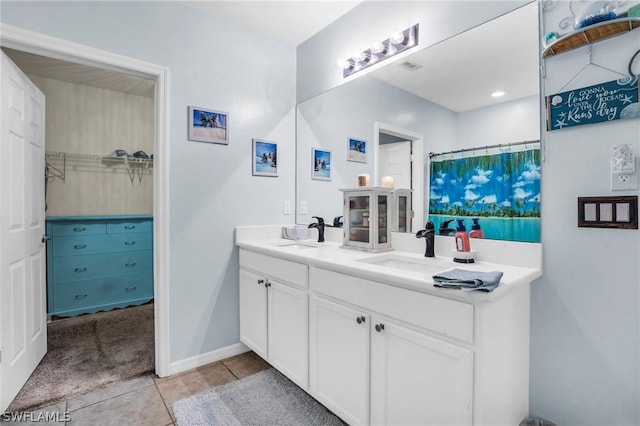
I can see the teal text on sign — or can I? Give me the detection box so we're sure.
[546,76,639,131]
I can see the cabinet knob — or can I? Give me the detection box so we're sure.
[265,280,272,288]
[257,279,264,285]
[375,323,385,332]
[356,316,366,324]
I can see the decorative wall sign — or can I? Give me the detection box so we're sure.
[546,76,639,131]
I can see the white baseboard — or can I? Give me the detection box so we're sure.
[168,342,250,376]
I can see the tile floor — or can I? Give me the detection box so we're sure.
[2,351,271,426]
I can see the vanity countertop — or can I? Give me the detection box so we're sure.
[235,226,542,304]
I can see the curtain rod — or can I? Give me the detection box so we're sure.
[428,139,540,158]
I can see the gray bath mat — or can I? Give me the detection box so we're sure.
[172,368,344,426]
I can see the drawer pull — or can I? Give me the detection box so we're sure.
[125,286,137,292]
[124,240,136,246]
[74,267,87,273]
[73,226,86,232]
[356,316,366,325]
[124,225,136,230]
[125,262,137,268]
[73,244,87,249]
[74,294,88,300]
[375,323,385,333]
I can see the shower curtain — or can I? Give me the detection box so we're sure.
[428,143,541,242]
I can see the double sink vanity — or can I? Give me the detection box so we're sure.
[236,225,541,425]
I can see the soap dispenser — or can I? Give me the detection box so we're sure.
[455,219,471,252]
[470,218,484,239]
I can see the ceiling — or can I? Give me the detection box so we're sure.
[369,3,540,112]
[2,2,540,112]
[183,1,362,46]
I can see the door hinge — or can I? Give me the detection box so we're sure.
[410,210,415,217]
[410,154,416,162]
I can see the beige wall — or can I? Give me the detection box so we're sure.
[33,75,154,216]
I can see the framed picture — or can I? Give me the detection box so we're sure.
[347,137,367,163]
[252,139,278,177]
[188,106,229,144]
[312,147,332,181]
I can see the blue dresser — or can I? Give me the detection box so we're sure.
[46,215,153,317]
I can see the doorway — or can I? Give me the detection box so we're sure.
[374,122,424,233]
[0,24,170,412]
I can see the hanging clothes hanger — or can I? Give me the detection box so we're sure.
[558,46,630,92]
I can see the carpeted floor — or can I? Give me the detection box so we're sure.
[7,302,155,412]
[172,368,345,426]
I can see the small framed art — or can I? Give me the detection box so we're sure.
[347,137,367,163]
[312,147,332,181]
[252,139,278,177]
[188,106,229,144]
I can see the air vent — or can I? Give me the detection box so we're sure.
[399,61,423,71]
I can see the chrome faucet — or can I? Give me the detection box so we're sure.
[416,221,435,257]
[308,216,325,243]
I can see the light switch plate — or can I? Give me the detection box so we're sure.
[283,200,291,215]
[300,201,308,215]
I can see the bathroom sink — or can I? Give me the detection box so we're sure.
[357,253,450,276]
[274,241,318,250]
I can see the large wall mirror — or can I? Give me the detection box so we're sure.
[295,2,541,238]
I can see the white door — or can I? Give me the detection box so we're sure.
[238,269,268,359]
[370,319,473,426]
[267,280,308,390]
[379,140,412,189]
[309,295,370,425]
[0,52,47,413]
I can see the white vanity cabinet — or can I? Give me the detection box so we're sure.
[369,318,473,425]
[308,265,529,426]
[239,250,309,390]
[309,295,371,425]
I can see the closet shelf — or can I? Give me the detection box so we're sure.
[45,151,153,184]
[542,17,640,58]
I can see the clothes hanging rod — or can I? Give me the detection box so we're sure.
[428,140,540,158]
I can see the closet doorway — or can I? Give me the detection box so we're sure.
[0,26,169,412]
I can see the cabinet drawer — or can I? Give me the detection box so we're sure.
[51,222,106,236]
[52,250,153,284]
[52,233,152,257]
[240,250,308,288]
[107,219,152,234]
[51,273,153,313]
[310,267,474,344]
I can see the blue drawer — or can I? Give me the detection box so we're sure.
[51,222,106,236]
[51,273,153,313]
[52,250,153,284]
[52,233,152,257]
[107,220,152,234]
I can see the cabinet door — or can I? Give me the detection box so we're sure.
[268,280,308,390]
[309,295,370,425]
[239,269,268,359]
[370,319,473,426]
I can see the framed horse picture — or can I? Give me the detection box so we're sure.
[188,106,229,144]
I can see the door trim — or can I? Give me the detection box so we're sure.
[0,24,171,377]
[374,122,424,233]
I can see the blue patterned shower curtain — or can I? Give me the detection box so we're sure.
[428,145,541,243]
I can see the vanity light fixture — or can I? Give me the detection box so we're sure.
[341,23,419,78]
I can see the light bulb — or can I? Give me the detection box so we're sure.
[390,31,405,45]
[371,40,388,55]
[357,50,371,63]
[491,91,505,98]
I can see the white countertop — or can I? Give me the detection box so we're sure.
[235,225,542,304]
